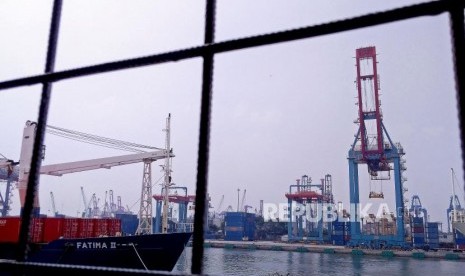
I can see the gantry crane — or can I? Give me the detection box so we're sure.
[409,195,427,223]
[347,46,408,249]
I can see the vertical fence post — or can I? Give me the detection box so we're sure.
[16,0,63,262]
[449,4,465,191]
[192,0,216,274]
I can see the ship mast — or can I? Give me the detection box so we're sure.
[452,168,458,222]
[162,114,172,233]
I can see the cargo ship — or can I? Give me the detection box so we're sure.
[0,216,192,271]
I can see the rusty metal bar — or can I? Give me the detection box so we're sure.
[448,4,465,194]
[0,0,462,91]
[16,0,63,262]
[191,1,216,274]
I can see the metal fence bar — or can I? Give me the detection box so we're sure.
[448,5,465,202]
[16,0,62,263]
[0,0,463,92]
[191,0,216,274]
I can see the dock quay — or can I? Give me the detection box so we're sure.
[189,240,465,261]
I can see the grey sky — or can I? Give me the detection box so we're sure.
[0,0,462,229]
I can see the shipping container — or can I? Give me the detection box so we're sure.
[412,237,425,244]
[116,213,138,235]
[78,218,95,238]
[43,217,65,242]
[225,230,244,241]
[224,212,255,241]
[0,217,21,242]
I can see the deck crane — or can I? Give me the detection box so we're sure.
[347,46,408,249]
[15,119,173,230]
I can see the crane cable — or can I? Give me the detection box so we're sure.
[46,124,162,153]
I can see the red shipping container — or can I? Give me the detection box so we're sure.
[107,218,122,236]
[94,218,109,237]
[78,218,95,238]
[30,218,45,243]
[63,218,80,238]
[43,217,65,242]
[0,217,21,242]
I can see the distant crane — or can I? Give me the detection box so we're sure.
[80,186,92,218]
[213,195,224,218]
[102,191,111,218]
[217,195,224,213]
[49,191,58,217]
[109,190,116,214]
[240,189,246,212]
[89,193,100,218]
[447,195,463,233]
[409,195,428,223]
[244,205,253,213]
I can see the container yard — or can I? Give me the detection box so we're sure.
[1,46,464,260]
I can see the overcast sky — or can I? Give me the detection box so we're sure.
[0,0,463,229]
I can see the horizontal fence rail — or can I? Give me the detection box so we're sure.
[0,0,463,91]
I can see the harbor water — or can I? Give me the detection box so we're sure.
[174,247,464,276]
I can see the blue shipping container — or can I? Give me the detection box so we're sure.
[413,237,425,244]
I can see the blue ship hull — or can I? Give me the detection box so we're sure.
[0,232,192,271]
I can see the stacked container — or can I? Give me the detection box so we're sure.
[410,217,425,248]
[224,212,255,241]
[115,213,138,235]
[0,217,122,243]
[331,221,345,245]
[454,228,465,250]
[425,222,439,249]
